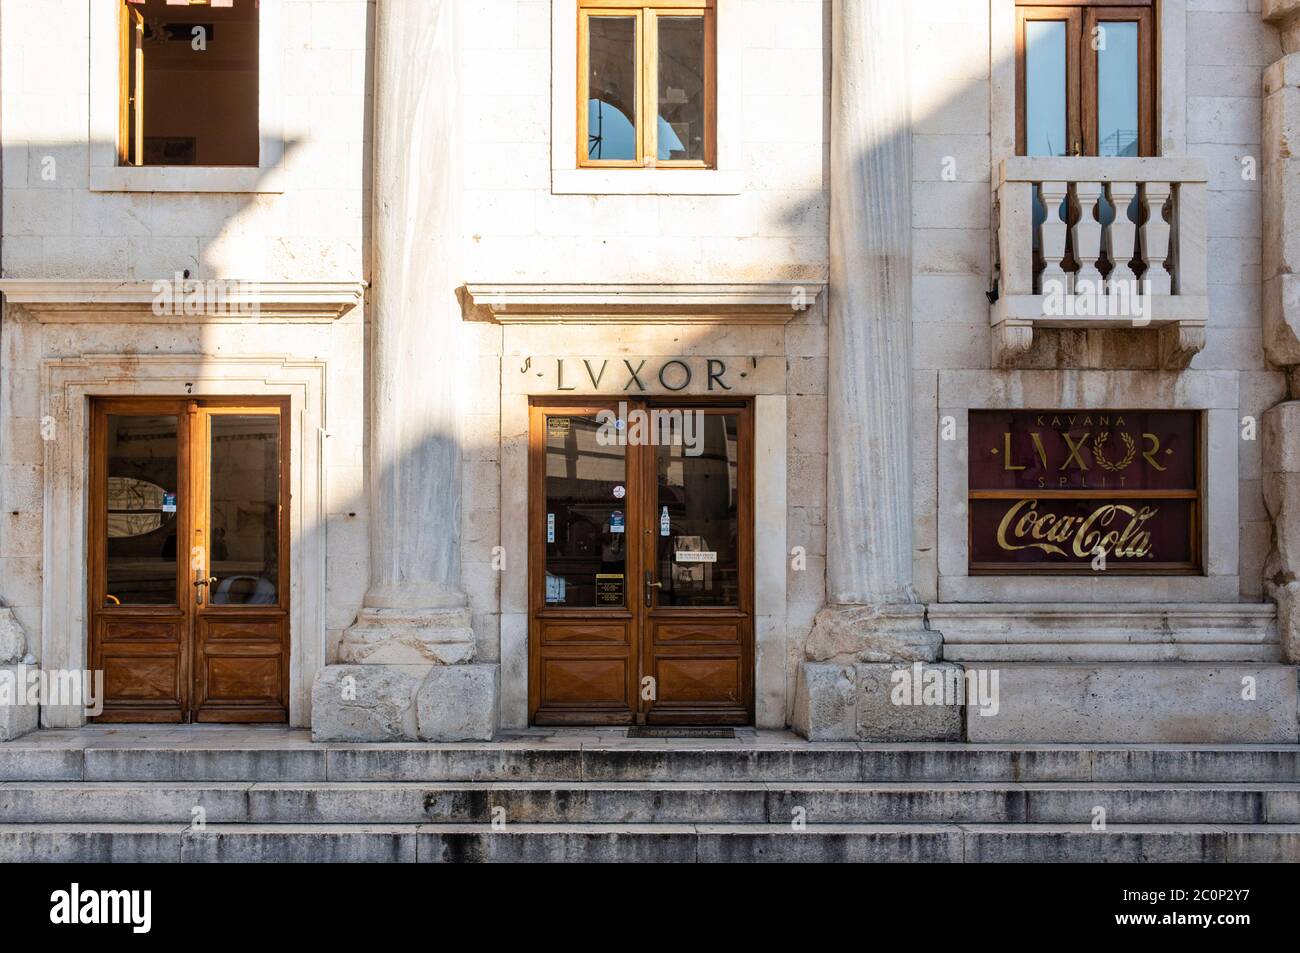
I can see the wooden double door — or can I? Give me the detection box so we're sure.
[529,399,754,725]
[88,398,290,723]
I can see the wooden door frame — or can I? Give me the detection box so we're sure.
[87,395,291,723]
[526,396,755,726]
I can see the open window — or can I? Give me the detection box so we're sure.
[578,0,715,169]
[119,0,259,167]
[1015,0,1155,157]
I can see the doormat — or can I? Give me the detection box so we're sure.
[627,727,735,738]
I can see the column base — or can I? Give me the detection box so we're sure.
[793,661,964,742]
[339,606,475,665]
[311,663,499,742]
[804,603,941,664]
[0,665,39,741]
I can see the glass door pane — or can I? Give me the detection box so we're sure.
[1097,21,1140,157]
[544,414,628,608]
[208,414,280,606]
[654,412,739,607]
[1025,19,1068,157]
[104,414,180,605]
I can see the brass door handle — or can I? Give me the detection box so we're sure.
[644,571,662,607]
[194,574,217,606]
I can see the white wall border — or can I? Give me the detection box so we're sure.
[989,0,1187,169]
[550,0,743,195]
[936,368,1240,603]
[87,0,286,193]
[37,354,326,728]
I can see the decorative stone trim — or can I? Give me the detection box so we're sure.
[36,355,327,728]
[930,603,1281,663]
[0,280,364,323]
[936,369,1241,604]
[549,0,744,196]
[464,282,823,325]
[87,0,286,193]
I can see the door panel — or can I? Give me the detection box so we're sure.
[529,399,753,726]
[191,405,289,722]
[530,405,639,724]
[89,398,289,724]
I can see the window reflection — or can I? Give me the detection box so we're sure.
[1097,22,1140,157]
[545,415,628,608]
[104,415,179,606]
[1025,20,1068,157]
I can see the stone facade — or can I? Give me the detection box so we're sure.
[0,0,1297,744]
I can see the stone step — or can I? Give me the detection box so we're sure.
[4,743,1298,783]
[3,781,1299,825]
[0,822,1295,863]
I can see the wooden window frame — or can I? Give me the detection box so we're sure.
[1015,0,1155,157]
[116,0,261,169]
[578,0,717,170]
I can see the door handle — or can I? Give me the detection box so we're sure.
[644,570,662,608]
[194,572,217,606]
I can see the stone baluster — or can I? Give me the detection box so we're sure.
[1038,181,1070,295]
[1072,181,1104,296]
[1142,181,1174,294]
[1105,181,1140,289]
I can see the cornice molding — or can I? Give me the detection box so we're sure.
[0,279,365,323]
[464,282,824,325]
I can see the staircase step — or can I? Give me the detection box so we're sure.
[0,822,1295,863]
[3,781,1298,825]
[1,743,1294,783]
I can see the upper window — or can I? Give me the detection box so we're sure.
[579,0,715,169]
[119,0,259,167]
[1015,1,1155,157]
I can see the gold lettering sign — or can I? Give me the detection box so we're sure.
[969,411,1199,573]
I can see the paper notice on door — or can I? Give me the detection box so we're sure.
[675,550,717,563]
[545,573,566,604]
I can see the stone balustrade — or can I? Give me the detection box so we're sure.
[992,157,1209,369]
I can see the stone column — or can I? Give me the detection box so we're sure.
[1262,1,1300,664]
[794,0,952,741]
[1263,0,1300,378]
[311,0,497,741]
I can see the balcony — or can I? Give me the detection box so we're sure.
[992,157,1209,369]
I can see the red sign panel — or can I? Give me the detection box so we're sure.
[968,410,1199,572]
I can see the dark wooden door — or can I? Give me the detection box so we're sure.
[89,398,290,723]
[529,399,753,726]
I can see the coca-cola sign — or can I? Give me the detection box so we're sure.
[968,411,1199,572]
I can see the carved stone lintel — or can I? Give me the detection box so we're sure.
[991,321,1034,368]
[1157,321,1207,369]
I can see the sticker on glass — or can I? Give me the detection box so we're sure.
[161,492,177,514]
[613,484,626,500]
[546,513,555,544]
[609,510,625,534]
[660,506,670,537]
